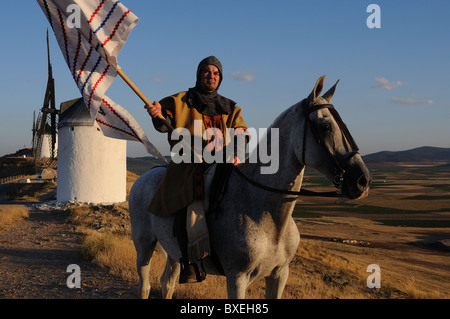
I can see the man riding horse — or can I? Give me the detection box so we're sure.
[145,56,249,283]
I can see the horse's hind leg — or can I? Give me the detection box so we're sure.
[226,273,249,299]
[160,255,180,299]
[265,265,289,299]
[135,239,157,299]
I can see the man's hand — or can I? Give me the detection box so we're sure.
[145,101,162,119]
[232,155,241,166]
[225,154,242,166]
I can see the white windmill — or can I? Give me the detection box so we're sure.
[56,98,127,204]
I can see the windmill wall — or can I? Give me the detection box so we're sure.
[37,133,58,158]
[57,98,126,204]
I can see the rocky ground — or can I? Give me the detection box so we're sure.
[0,202,136,299]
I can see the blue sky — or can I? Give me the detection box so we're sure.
[1,0,449,157]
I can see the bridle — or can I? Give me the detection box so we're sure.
[234,101,360,198]
[302,102,359,190]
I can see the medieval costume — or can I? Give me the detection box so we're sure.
[147,56,248,283]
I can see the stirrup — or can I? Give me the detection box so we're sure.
[179,259,206,284]
[179,260,197,284]
[193,259,207,282]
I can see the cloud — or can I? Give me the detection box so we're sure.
[151,76,163,83]
[230,71,255,82]
[372,77,406,91]
[391,97,434,105]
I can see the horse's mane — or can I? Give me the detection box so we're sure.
[246,99,304,165]
[267,100,304,130]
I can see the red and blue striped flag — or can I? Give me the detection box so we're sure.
[36,0,166,161]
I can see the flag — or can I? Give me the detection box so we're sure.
[36,0,166,162]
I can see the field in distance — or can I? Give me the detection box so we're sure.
[288,162,450,298]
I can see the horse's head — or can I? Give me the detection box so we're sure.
[295,75,371,200]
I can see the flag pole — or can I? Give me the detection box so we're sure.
[116,67,175,132]
[117,67,202,162]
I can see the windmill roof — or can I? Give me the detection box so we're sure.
[58,98,94,127]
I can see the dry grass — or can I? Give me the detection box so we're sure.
[80,230,138,283]
[400,277,442,299]
[0,205,30,230]
[6,181,56,202]
[283,239,379,299]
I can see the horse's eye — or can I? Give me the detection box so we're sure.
[321,123,331,132]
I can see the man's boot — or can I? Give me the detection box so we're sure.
[179,260,198,284]
[174,211,198,284]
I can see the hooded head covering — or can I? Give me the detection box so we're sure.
[195,55,223,91]
[187,56,236,116]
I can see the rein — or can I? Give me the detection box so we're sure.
[234,166,341,197]
[233,101,360,198]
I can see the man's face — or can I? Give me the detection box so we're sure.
[199,65,221,93]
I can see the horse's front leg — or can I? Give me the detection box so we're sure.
[265,264,289,299]
[226,272,249,299]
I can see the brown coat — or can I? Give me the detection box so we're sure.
[147,91,247,217]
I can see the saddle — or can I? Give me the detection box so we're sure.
[172,163,233,282]
[205,163,235,216]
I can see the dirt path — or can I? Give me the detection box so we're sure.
[0,204,136,299]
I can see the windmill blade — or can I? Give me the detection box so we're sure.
[32,110,36,149]
[33,112,43,158]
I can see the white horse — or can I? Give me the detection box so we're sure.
[129,76,371,299]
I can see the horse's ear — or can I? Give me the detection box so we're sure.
[321,79,340,103]
[307,75,326,104]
